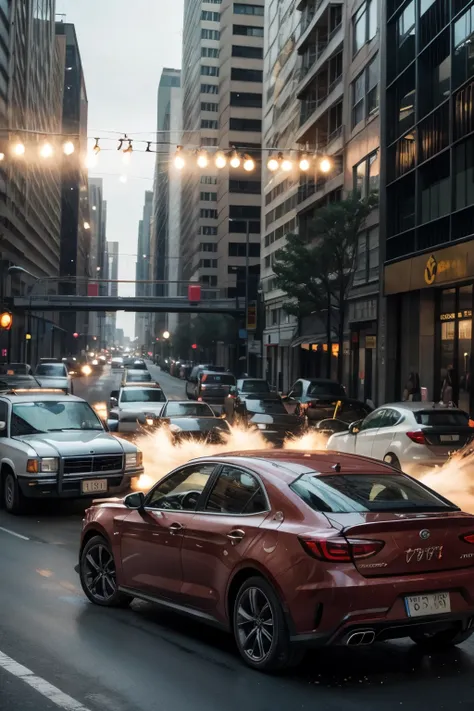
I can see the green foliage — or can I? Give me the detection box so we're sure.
[171,314,236,357]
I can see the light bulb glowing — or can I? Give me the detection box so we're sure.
[13,142,25,157]
[0,153,4,161]
[229,151,241,169]
[281,159,293,172]
[243,156,255,172]
[299,156,310,171]
[63,141,75,155]
[320,157,332,173]
[174,146,185,170]
[267,157,279,171]
[93,139,101,155]
[215,152,227,169]
[40,143,53,158]
[196,151,209,168]
[119,175,127,183]
[83,222,90,230]
[163,330,170,339]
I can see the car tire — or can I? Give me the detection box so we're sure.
[3,471,26,515]
[383,453,401,470]
[233,575,304,673]
[79,535,132,608]
[410,627,474,650]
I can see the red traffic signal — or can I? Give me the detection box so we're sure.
[0,312,12,330]
[73,332,79,338]
[191,343,197,350]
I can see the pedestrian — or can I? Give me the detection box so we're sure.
[440,367,454,406]
[403,371,421,401]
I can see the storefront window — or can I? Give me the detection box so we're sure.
[458,285,472,413]
[438,285,473,413]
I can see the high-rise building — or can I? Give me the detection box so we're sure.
[0,1,65,361]
[88,178,107,344]
[381,0,472,409]
[151,68,181,335]
[55,22,90,354]
[135,191,153,346]
[104,241,119,345]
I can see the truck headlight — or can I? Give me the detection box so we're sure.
[40,457,59,473]
[125,452,143,470]
[256,423,267,430]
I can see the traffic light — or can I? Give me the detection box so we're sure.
[0,312,12,330]
[73,332,79,339]
[191,343,197,350]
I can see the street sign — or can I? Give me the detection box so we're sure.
[247,304,257,331]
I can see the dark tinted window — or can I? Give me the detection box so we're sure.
[232,45,263,59]
[205,465,267,513]
[307,381,345,397]
[121,389,166,403]
[231,68,263,82]
[310,400,371,423]
[290,473,456,513]
[132,361,147,370]
[240,380,270,393]
[164,402,214,417]
[35,364,68,377]
[230,91,262,107]
[201,373,235,385]
[233,24,264,36]
[230,117,262,131]
[244,398,287,414]
[415,410,470,426]
[125,371,152,382]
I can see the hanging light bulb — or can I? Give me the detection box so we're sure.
[281,158,293,172]
[0,153,5,161]
[243,155,255,172]
[93,138,101,155]
[229,150,241,169]
[215,152,227,169]
[196,150,209,169]
[40,142,53,158]
[267,154,279,172]
[299,155,311,171]
[122,140,133,163]
[173,146,185,170]
[63,141,75,156]
[319,157,332,173]
[12,141,25,157]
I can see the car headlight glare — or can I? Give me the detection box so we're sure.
[256,423,267,430]
[81,365,92,376]
[125,452,143,469]
[40,457,59,473]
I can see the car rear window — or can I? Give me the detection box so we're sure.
[308,381,345,397]
[165,402,214,417]
[35,364,67,377]
[121,388,166,403]
[241,380,270,393]
[126,371,152,382]
[414,410,470,426]
[245,398,288,414]
[201,373,235,385]
[290,473,456,513]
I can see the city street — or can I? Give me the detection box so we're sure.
[0,364,474,710]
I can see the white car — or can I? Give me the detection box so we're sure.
[326,402,474,474]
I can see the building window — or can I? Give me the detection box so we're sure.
[420,0,435,13]
[233,24,264,36]
[201,10,220,21]
[454,136,474,212]
[229,179,261,193]
[201,242,218,251]
[353,0,378,56]
[231,68,263,83]
[229,117,262,131]
[398,1,415,46]
[201,29,220,40]
[201,65,219,77]
[454,5,474,89]
[201,47,219,58]
[353,228,379,285]
[200,192,217,201]
[201,101,219,112]
[201,226,218,235]
[233,3,264,15]
[229,220,260,233]
[201,119,219,129]
[200,259,218,268]
[200,208,218,218]
[230,91,262,107]
[353,151,380,198]
[229,205,261,219]
[201,83,219,94]
[201,137,219,146]
[231,45,263,59]
[200,275,218,287]
[228,242,260,257]
[352,55,379,127]
[200,176,218,184]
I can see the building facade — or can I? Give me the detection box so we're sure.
[88,177,107,345]
[381,0,473,412]
[135,191,153,347]
[104,241,119,345]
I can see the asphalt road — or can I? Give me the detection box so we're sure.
[2,365,474,710]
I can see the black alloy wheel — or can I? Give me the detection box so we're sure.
[3,471,26,514]
[80,535,132,608]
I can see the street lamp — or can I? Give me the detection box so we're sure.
[163,331,170,340]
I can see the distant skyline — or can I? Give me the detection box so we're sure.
[57,0,184,336]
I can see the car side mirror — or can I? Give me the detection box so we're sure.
[349,420,362,435]
[124,492,145,510]
[0,421,6,431]
[107,419,118,432]
[109,397,118,409]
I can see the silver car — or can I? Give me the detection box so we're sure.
[0,390,143,514]
[34,361,73,393]
[327,402,474,474]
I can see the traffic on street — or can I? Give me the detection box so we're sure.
[1,359,474,710]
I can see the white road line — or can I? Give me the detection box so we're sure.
[0,526,29,541]
[0,650,92,711]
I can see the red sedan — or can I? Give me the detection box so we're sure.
[79,451,474,672]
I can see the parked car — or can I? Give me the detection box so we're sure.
[111,357,124,370]
[282,378,346,419]
[224,391,305,445]
[0,391,143,513]
[0,363,32,376]
[108,384,168,433]
[34,361,73,394]
[327,403,474,474]
[79,449,474,672]
[152,401,231,443]
[121,369,153,385]
[185,364,227,398]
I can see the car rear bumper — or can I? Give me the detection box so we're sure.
[17,471,140,500]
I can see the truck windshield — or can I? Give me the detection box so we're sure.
[35,364,68,377]
[11,401,104,435]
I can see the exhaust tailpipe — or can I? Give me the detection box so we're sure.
[346,630,375,646]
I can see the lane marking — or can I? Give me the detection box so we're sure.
[0,525,29,541]
[0,650,93,711]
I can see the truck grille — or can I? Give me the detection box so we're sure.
[63,455,123,476]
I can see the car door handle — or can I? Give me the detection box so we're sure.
[227,529,245,545]
[169,522,184,535]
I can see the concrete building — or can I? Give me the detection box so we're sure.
[104,241,119,345]
[0,1,65,362]
[151,68,181,335]
[88,178,107,344]
[381,0,473,411]
[262,0,380,399]
[135,191,153,346]
[55,21,90,355]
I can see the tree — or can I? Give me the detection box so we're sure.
[171,313,236,361]
[273,194,378,382]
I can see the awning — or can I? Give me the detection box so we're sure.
[291,331,338,348]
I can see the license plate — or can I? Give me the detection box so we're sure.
[405,592,451,617]
[81,479,108,494]
[440,434,459,442]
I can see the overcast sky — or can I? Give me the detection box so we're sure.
[57,0,184,337]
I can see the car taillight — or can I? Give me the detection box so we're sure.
[298,537,384,562]
[406,430,426,444]
[460,532,474,544]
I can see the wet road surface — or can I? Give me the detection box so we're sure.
[2,365,474,710]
